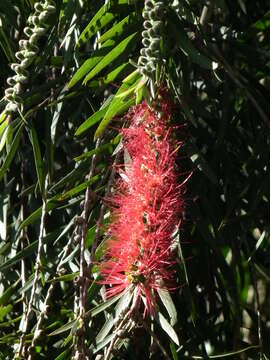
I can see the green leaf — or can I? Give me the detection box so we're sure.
[96,288,133,343]
[83,32,138,84]
[0,118,8,138]
[157,288,177,326]
[87,62,130,88]
[0,111,7,125]
[76,0,131,48]
[18,199,62,231]
[59,175,100,200]
[0,124,9,153]
[93,334,114,354]
[30,126,45,195]
[98,13,137,44]
[94,97,134,140]
[0,279,20,306]
[0,304,12,322]
[76,7,114,48]
[75,106,109,136]
[48,272,79,283]
[49,319,78,336]
[19,175,99,231]
[191,345,260,359]
[0,231,61,272]
[0,122,24,182]
[68,40,115,88]
[75,144,111,161]
[55,349,72,360]
[170,341,179,360]
[156,312,179,346]
[252,10,270,30]
[247,230,266,263]
[90,291,124,317]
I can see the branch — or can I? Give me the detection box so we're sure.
[16,175,49,358]
[74,138,101,359]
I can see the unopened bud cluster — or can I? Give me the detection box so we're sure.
[4,0,56,114]
[138,0,167,78]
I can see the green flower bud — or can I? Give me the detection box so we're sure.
[19,39,29,48]
[143,20,153,29]
[140,48,147,56]
[14,83,22,94]
[24,27,33,37]
[142,30,150,38]
[145,0,154,10]
[14,74,28,84]
[142,10,150,20]
[21,58,32,69]
[142,38,151,47]
[138,56,148,65]
[39,10,49,21]
[31,15,40,26]
[29,33,40,44]
[15,51,25,61]
[34,3,43,12]
[33,26,47,36]
[149,38,160,51]
[45,5,56,13]
[10,63,20,71]
[7,77,16,86]
[5,88,14,96]
[5,103,18,113]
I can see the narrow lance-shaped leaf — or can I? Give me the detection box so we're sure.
[83,32,138,84]
[30,126,45,195]
[68,39,115,88]
[155,312,180,346]
[94,73,142,139]
[98,12,138,44]
[0,122,24,182]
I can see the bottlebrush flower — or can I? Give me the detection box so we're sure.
[100,94,185,315]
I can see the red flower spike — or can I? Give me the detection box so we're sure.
[100,96,186,315]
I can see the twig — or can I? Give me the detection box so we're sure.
[17,175,49,358]
[27,231,75,358]
[74,138,101,359]
[141,319,170,360]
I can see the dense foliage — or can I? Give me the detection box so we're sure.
[0,0,270,359]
